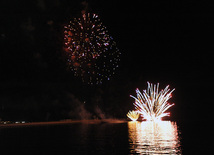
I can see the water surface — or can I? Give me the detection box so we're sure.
[128,121,181,154]
[0,120,184,154]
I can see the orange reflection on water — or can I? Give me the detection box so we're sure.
[128,121,181,154]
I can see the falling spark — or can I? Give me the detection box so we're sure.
[127,110,140,121]
[130,82,175,121]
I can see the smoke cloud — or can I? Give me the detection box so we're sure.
[67,93,92,120]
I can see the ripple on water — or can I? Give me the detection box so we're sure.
[128,121,182,154]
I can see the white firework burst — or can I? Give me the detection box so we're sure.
[130,82,175,121]
[127,110,140,121]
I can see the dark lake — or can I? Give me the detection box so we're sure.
[0,120,211,154]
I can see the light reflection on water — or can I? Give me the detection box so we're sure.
[128,121,181,154]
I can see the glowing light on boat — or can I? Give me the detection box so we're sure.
[130,82,175,121]
[127,110,140,121]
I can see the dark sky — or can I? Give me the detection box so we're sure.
[0,0,213,121]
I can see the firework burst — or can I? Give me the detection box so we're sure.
[130,82,175,121]
[64,13,120,84]
[127,110,140,121]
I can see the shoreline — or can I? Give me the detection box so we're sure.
[0,119,128,128]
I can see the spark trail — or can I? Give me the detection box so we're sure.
[130,82,175,121]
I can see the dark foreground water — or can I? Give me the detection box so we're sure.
[0,120,211,155]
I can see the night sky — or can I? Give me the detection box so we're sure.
[1,0,213,121]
